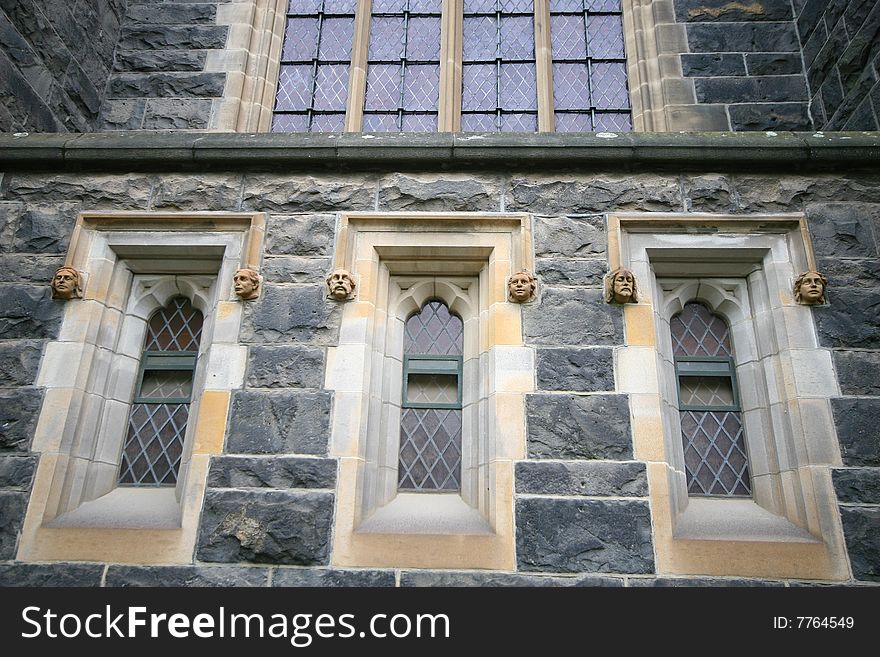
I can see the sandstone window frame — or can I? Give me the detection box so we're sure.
[610,212,850,580]
[327,212,534,569]
[17,211,265,564]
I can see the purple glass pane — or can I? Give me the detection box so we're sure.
[398,408,461,491]
[369,16,405,60]
[463,16,497,60]
[501,113,537,131]
[323,0,358,13]
[461,112,497,131]
[313,63,350,110]
[551,14,587,60]
[587,14,625,59]
[670,303,732,357]
[588,0,621,9]
[594,112,632,132]
[406,17,442,60]
[318,17,354,60]
[365,63,401,110]
[681,410,750,496]
[409,0,442,12]
[283,18,319,61]
[145,298,203,352]
[464,0,499,11]
[119,403,188,486]
[272,113,309,132]
[291,0,322,13]
[500,0,534,11]
[552,62,589,109]
[500,62,536,110]
[362,113,400,131]
[462,64,496,110]
[500,15,534,60]
[554,112,593,131]
[372,0,406,11]
[405,301,463,355]
[310,112,345,131]
[275,65,313,111]
[403,64,440,110]
[591,62,629,108]
[402,113,438,131]
[549,0,583,10]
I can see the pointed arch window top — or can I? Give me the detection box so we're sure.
[144,297,203,352]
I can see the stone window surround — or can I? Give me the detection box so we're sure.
[327,212,534,570]
[214,0,706,132]
[17,212,265,564]
[610,212,850,580]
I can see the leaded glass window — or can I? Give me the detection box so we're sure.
[671,302,751,497]
[118,297,203,486]
[398,301,463,491]
[550,0,630,131]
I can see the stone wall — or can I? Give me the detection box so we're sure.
[674,0,812,130]
[0,0,127,132]
[0,136,878,584]
[796,0,880,130]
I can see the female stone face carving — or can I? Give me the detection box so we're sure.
[51,266,81,300]
[233,268,260,300]
[604,267,638,304]
[326,269,355,301]
[508,271,537,303]
[794,270,828,305]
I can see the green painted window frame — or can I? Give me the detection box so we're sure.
[401,354,463,410]
[133,351,198,405]
[674,355,740,413]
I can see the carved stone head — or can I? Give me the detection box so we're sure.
[233,267,261,301]
[794,270,828,305]
[51,266,82,300]
[326,269,356,301]
[604,267,638,304]
[507,270,537,303]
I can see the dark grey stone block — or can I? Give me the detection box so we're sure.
[674,0,794,22]
[247,344,324,389]
[831,398,880,466]
[507,175,681,215]
[627,577,784,587]
[815,289,880,349]
[0,388,43,452]
[196,490,333,565]
[683,174,737,212]
[0,203,21,252]
[265,215,336,256]
[11,203,77,253]
[0,490,26,559]
[125,3,218,24]
[273,569,395,587]
[377,173,500,211]
[807,18,849,92]
[150,173,242,211]
[0,455,36,489]
[681,53,746,77]
[536,347,614,392]
[261,257,332,284]
[745,53,804,75]
[0,563,103,586]
[114,50,208,73]
[226,390,331,455]
[400,571,622,586]
[239,284,340,345]
[686,22,800,52]
[107,72,226,98]
[801,12,828,67]
[839,506,880,581]
[833,468,880,505]
[534,214,605,257]
[208,456,336,490]
[0,255,65,283]
[695,76,808,104]
[522,288,623,346]
[0,340,42,386]
[526,393,632,460]
[735,175,880,213]
[4,173,153,208]
[117,25,228,51]
[142,98,212,129]
[797,0,827,42]
[816,257,880,289]
[516,498,654,574]
[0,285,63,339]
[728,102,812,131]
[516,461,647,497]
[241,175,376,213]
[98,98,146,130]
[535,259,606,287]
[833,351,880,396]
[807,203,880,258]
[105,565,269,587]
[843,97,879,131]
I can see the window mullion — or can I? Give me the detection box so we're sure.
[345,0,374,132]
[534,0,554,132]
[438,0,463,131]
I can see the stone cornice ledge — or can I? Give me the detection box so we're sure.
[1,131,878,172]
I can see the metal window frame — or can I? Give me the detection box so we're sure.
[133,351,198,404]
[674,355,741,413]
[401,354,463,409]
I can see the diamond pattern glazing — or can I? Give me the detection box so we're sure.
[139,370,193,400]
[670,303,733,357]
[594,112,632,131]
[555,112,593,131]
[365,64,401,110]
[591,63,629,109]
[500,63,537,110]
[398,408,462,490]
[282,18,319,61]
[119,403,189,485]
[404,64,440,110]
[551,14,587,59]
[587,14,624,58]
[313,64,350,110]
[680,410,751,496]
[552,63,589,109]
[144,297,203,352]
[679,377,735,407]
[405,301,463,355]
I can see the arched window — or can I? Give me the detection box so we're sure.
[118,297,204,486]
[399,300,464,491]
[670,302,751,497]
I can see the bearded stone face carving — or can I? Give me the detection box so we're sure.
[604,267,638,304]
[508,271,537,303]
[326,269,356,301]
[794,270,828,305]
[51,266,82,300]
[233,268,261,300]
